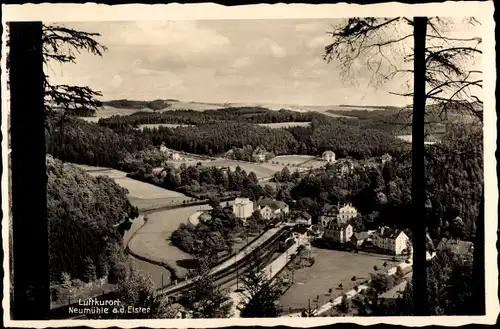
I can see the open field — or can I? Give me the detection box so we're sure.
[168,159,214,168]
[200,159,289,179]
[78,106,156,122]
[138,123,192,130]
[279,247,403,310]
[269,155,316,166]
[257,122,311,129]
[300,159,327,169]
[72,164,192,210]
[127,205,211,280]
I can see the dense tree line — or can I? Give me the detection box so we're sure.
[46,113,153,169]
[98,106,316,128]
[171,203,240,259]
[47,155,139,284]
[101,99,174,111]
[140,122,300,157]
[128,162,266,200]
[137,118,408,160]
[284,118,409,158]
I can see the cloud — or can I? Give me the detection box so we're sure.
[307,35,330,49]
[249,38,287,58]
[230,56,253,69]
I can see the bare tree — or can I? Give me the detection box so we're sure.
[324,17,482,121]
[323,16,483,316]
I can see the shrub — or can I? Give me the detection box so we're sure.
[71,278,85,289]
[108,262,128,284]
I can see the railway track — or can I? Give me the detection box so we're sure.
[162,226,291,298]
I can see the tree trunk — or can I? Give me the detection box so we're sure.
[411,16,429,316]
[471,187,485,314]
[9,22,49,320]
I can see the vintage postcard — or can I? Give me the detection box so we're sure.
[1,1,497,328]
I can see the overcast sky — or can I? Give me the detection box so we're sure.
[47,19,481,107]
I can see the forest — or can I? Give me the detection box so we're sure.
[98,106,316,127]
[47,109,409,173]
[47,155,139,284]
[97,108,410,159]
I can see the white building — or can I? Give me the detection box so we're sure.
[372,227,410,255]
[322,150,336,163]
[256,198,289,220]
[338,203,358,223]
[259,205,278,220]
[232,197,254,221]
[171,152,181,161]
[159,143,168,153]
[323,223,353,244]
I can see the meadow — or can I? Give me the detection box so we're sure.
[199,159,289,179]
[278,248,403,310]
[73,164,192,211]
[269,155,316,166]
[126,204,213,281]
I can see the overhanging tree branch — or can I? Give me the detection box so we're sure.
[42,24,107,116]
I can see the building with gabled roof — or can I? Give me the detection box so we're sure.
[293,211,312,226]
[372,226,410,255]
[255,198,289,220]
[322,150,336,163]
[351,231,371,246]
[323,222,353,244]
[319,202,357,227]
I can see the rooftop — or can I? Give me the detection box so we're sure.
[353,231,370,240]
[257,198,288,210]
[377,227,404,239]
[437,238,474,255]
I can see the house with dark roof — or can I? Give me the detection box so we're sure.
[324,222,353,244]
[436,238,474,256]
[372,226,410,255]
[319,204,339,227]
[293,211,312,226]
[351,231,371,246]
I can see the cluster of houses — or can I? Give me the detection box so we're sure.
[232,196,473,259]
[232,197,291,224]
[315,202,413,256]
[232,197,415,256]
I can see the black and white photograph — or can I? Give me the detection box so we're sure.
[1,2,497,327]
